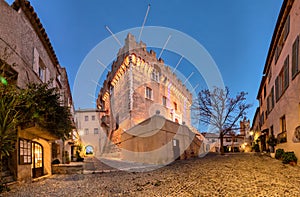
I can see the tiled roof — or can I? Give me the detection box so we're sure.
[11,0,60,67]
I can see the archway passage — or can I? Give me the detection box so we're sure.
[32,142,43,178]
[85,145,94,155]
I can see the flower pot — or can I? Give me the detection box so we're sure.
[270,153,275,158]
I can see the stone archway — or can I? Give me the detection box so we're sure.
[85,145,94,156]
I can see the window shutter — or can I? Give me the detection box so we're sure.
[283,15,290,41]
[275,77,279,101]
[271,86,274,109]
[45,67,50,82]
[33,48,39,74]
[284,56,289,89]
[292,36,299,77]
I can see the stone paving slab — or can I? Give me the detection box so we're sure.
[2,153,300,196]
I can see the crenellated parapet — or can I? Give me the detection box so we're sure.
[97,33,193,108]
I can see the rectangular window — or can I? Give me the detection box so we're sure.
[283,15,290,41]
[151,70,160,82]
[19,139,32,165]
[174,102,178,111]
[84,128,89,135]
[260,111,265,127]
[94,128,99,134]
[274,15,290,64]
[292,36,299,78]
[162,96,167,106]
[268,66,272,82]
[145,87,152,99]
[275,46,280,63]
[92,115,95,121]
[275,56,289,101]
[271,86,274,110]
[278,115,287,143]
[281,115,286,132]
[38,58,46,82]
[38,66,44,81]
[85,116,88,121]
[267,86,274,114]
[283,56,289,89]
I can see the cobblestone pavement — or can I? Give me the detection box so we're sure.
[2,153,300,197]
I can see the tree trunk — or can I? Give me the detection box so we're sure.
[220,132,224,155]
[231,136,235,152]
[62,139,65,164]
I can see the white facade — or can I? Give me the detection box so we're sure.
[75,109,104,157]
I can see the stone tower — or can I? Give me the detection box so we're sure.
[97,33,193,135]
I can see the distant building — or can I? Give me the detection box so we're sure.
[0,0,76,182]
[96,34,204,163]
[75,109,104,158]
[254,0,300,158]
[202,132,246,153]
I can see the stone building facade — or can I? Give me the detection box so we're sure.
[255,0,300,159]
[75,109,104,158]
[0,0,76,181]
[97,34,204,163]
[97,33,192,132]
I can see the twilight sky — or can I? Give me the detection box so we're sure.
[5,0,283,125]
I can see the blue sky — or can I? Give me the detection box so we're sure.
[5,0,283,125]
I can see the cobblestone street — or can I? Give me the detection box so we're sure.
[2,153,300,197]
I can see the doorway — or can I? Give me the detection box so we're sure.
[172,139,180,160]
[32,142,43,178]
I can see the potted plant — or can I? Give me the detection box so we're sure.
[282,152,297,166]
[253,143,260,153]
[275,148,284,160]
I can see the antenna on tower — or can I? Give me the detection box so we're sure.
[183,72,194,85]
[138,4,151,42]
[105,25,122,47]
[172,56,184,73]
[158,34,172,59]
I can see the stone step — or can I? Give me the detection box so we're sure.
[2,175,14,184]
[1,170,11,177]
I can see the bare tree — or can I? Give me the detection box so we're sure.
[193,87,252,155]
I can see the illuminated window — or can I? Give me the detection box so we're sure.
[19,139,32,165]
[278,115,287,143]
